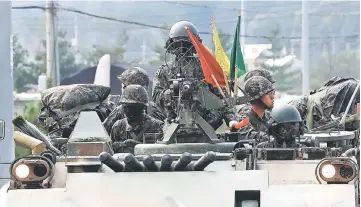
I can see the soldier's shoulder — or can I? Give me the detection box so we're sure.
[146,114,164,125]
[113,118,127,127]
[155,64,168,76]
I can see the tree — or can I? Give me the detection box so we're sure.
[13,35,42,92]
[209,28,233,57]
[84,30,129,66]
[13,31,83,91]
[261,25,302,94]
[32,31,84,82]
[310,49,360,89]
[150,23,171,64]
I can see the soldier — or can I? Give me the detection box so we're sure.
[257,104,305,148]
[110,85,164,153]
[235,68,276,116]
[152,20,237,130]
[103,67,165,134]
[235,76,275,144]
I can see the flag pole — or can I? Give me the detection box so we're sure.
[211,16,231,96]
[211,75,231,106]
[234,66,239,103]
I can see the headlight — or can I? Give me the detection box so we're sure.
[316,157,358,184]
[321,164,336,179]
[9,155,55,189]
[14,164,30,179]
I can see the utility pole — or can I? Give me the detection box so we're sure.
[0,1,14,187]
[240,0,246,61]
[302,0,310,95]
[46,0,58,87]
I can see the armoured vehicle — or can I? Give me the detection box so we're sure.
[0,110,359,207]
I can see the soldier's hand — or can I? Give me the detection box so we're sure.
[124,139,141,148]
[112,141,126,153]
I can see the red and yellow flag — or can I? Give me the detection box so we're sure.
[185,27,226,88]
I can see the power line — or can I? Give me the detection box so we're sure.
[12,5,360,40]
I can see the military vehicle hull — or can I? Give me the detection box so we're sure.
[2,168,357,207]
[2,153,359,207]
[3,111,358,207]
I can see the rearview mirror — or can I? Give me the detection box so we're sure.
[0,120,5,140]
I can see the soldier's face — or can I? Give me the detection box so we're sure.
[261,91,275,109]
[278,122,300,140]
[123,104,144,122]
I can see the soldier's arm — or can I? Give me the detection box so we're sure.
[237,119,270,144]
[221,105,240,127]
[110,120,127,143]
[102,106,124,134]
[152,65,169,108]
[153,120,165,141]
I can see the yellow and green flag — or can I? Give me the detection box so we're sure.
[211,17,231,77]
[230,15,246,80]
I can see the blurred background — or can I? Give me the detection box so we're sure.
[10,1,360,156]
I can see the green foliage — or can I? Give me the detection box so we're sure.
[150,22,171,64]
[84,30,129,66]
[261,25,302,94]
[13,34,41,92]
[14,101,42,158]
[15,145,30,158]
[13,31,83,92]
[310,49,360,90]
[23,101,42,127]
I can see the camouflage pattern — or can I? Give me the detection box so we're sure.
[152,59,204,108]
[40,84,111,115]
[110,114,164,153]
[257,139,304,148]
[288,77,359,130]
[119,84,148,106]
[244,68,276,84]
[169,21,199,39]
[310,77,359,129]
[287,96,308,121]
[152,61,238,131]
[118,67,149,87]
[102,102,166,134]
[38,84,112,143]
[237,109,271,144]
[244,76,275,101]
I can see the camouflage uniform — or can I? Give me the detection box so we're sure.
[236,68,276,117]
[237,76,275,144]
[103,67,166,134]
[110,85,164,153]
[257,104,305,148]
[288,77,359,130]
[152,21,236,131]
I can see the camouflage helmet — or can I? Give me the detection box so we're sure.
[119,84,148,106]
[244,68,276,84]
[118,67,149,87]
[271,104,302,124]
[244,76,275,101]
[169,21,199,39]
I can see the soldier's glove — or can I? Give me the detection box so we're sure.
[163,89,172,104]
[258,132,270,143]
[112,141,126,153]
[124,139,142,148]
[229,121,238,132]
